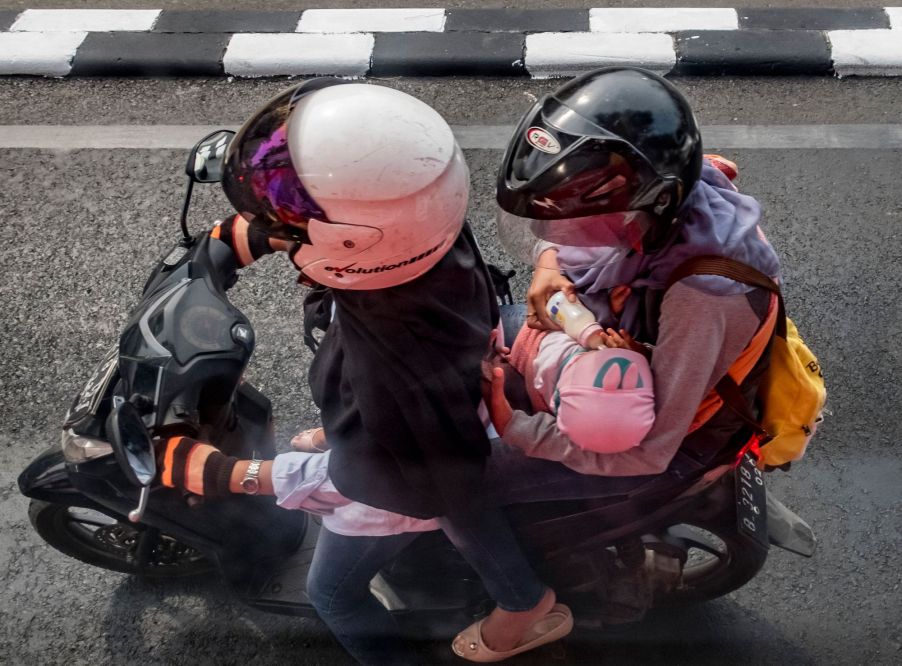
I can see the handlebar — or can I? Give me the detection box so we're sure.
[116,233,254,435]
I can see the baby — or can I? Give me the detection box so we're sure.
[491,314,655,454]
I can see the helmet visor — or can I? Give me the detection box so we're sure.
[497,207,653,266]
[222,83,342,242]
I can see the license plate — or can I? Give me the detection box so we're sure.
[65,345,119,426]
[735,452,768,548]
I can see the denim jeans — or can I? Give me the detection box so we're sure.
[308,440,645,665]
[307,527,420,665]
[307,506,547,665]
[436,509,547,612]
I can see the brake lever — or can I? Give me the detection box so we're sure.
[128,486,150,523]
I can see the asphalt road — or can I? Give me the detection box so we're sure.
[0,71,901,665]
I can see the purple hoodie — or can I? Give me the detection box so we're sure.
[557,162,781,332]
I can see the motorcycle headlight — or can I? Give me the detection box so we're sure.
[61,429,113,463]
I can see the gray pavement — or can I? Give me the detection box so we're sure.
[0,74,901,665]
[3,76,902,127]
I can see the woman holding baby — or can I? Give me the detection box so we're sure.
[488,66,781,485]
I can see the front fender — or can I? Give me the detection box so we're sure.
[18,445,107,510]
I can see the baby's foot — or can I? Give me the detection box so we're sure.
[290,427,329,453]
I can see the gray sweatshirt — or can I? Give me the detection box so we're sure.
[503,281,764,476]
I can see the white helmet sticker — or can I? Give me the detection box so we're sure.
[526,127,561,154]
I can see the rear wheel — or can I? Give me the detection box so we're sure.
[29,500,213,578]
[653,519,768,606]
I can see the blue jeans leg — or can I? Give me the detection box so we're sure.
[438,509,547,612]
[307,527,420,666]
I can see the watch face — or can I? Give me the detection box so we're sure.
[241,477,260,495]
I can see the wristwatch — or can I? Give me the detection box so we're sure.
[240,452,263,495]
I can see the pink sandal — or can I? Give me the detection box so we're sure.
[451,604,573,662]
[290,427,329,453]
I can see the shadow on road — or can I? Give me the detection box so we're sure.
[100,572,812,665]
[101,573,352,665]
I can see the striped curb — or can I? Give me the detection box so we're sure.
[0,7,901,78]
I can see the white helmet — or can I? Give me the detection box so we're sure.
[222,80,468,290]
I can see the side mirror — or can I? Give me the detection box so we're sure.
[186,129,235,184]
[109,402,156,486]
[108,402,156,523]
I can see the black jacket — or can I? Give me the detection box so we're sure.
[308,225,499,520]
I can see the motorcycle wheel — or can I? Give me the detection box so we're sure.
[28,500,213,578]
[656,520,768,605]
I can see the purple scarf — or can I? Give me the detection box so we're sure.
[557,162,781,332]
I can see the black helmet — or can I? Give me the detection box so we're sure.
[496,67,702,254]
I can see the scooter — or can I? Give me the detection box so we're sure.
[18,130,816,637]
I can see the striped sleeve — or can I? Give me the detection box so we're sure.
[210,214,285,267]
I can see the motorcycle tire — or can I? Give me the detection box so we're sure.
[28,500,213,578]
[655,519,768,606]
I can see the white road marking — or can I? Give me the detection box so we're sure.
[296,8,446,33]
[0,32,87,77]
[590,8,739,33]
[525,32,676,78]
[223,33,374,78]
[0,125,901,150]
[10,9,160,32]
[829,29,902,77]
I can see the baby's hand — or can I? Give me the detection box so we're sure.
[486,367,513,436]
[599,328,652,360]
[481,343,509,388]
[599,328,630,349]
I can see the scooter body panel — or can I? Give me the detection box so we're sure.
[18,445,113,512]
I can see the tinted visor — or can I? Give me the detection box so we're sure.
[500,96,676,220]
[222,81,346,242]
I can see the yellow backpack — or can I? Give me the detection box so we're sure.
[668,257,826,470]
[757,316,826,468]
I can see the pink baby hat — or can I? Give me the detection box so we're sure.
[555,348,655,454]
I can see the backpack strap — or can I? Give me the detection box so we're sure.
[665,255,783,438]
[666,255,786,337]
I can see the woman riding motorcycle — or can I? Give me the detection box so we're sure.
[494,66,782,476]
[161,69,784,663]
[160,80,571,664]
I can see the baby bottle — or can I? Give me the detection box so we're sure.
[546,292,603,348]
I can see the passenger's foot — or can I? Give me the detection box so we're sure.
[480,588,556,652]
[451,591,572,662]
[290,427,329,453]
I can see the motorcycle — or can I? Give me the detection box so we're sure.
[18,130,816,637]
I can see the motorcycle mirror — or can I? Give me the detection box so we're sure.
[186,129,235,184]
[107,402,156,488]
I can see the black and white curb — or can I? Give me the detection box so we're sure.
[1,7,901,78]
